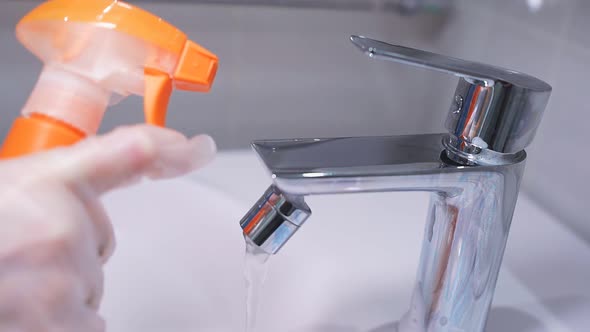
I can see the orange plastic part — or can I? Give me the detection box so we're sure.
[3,0,218,158]
[19,0,218,90]
[144,69,173,127]
[174,40,219,92]
[0,114,85,159]
[18,0,218,128]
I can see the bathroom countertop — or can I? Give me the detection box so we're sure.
[101,150,590,332]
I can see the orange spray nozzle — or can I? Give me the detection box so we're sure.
[0,0,218,158]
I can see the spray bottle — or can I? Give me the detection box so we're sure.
[0,0,218,158]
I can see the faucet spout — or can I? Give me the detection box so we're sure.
[240,185,311,254]
[240,133,527,331]
[252,133,524,195]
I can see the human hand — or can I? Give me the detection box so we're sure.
[0,125,216,331]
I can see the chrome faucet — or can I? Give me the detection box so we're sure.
[239,36,551,331]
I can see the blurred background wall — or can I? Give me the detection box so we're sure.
[1,0,588,241]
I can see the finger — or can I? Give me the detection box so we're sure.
[86,200,116,264]
[57,307,106,332]
[74,219,106,310]
[53,125,216,194]
[72,189,116,266]
[34,267,105,331]
[21,236,104,312]
[145,134,218,179]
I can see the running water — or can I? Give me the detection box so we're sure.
[244,237,271,332]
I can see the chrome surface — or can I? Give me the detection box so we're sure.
[238,36,550,331]
[350,35,551,156]
[240,185,311,254]
[251,134,525,331]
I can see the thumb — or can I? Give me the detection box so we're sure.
[52,125,216,194]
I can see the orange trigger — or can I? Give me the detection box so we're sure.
[144,69,172,127]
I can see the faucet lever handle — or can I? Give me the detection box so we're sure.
[350,35,551,159]
[350,35,548,90]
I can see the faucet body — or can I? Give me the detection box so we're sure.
[239,36,550,332]
[247,133,525,331]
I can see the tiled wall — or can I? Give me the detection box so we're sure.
[0,0,588,240]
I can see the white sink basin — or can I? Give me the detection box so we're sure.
[101,151,590,332]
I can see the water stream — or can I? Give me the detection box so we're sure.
[244,237,271,332]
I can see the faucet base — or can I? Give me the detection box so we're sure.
[443,135,526,166]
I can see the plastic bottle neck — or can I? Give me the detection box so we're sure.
[22,66,110,134]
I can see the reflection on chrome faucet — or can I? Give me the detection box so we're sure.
[240,36,551,332]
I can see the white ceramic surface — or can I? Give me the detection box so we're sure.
[101,151,590,332]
